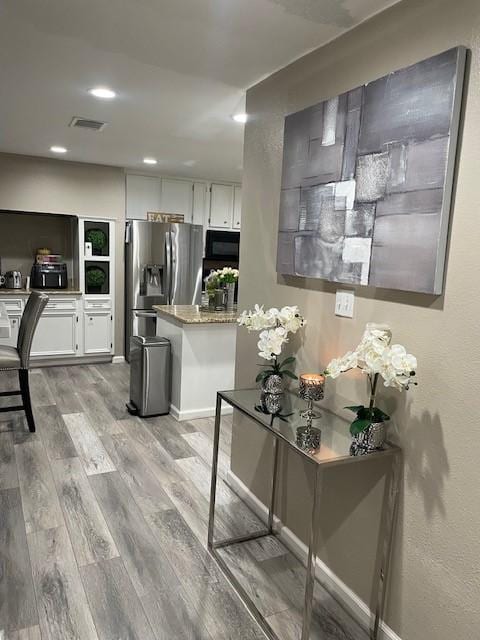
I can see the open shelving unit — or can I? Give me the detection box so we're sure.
[78,217,115,356]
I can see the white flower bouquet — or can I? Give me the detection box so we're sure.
[205,267,239,290]
[324,323,417,437]
[217,267,239,285]
[238,304,305,386]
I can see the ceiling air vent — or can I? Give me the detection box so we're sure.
[69,116,107,132]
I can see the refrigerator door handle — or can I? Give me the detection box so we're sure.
[165,231,173,304]
[125,220,132,244]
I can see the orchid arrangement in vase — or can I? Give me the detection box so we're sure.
[324,324,417,448]
[238,304,305,392]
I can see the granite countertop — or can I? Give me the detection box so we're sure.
[0,288,82,296]
[153,304,239,325]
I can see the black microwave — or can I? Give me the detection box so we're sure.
[205,230,240,261]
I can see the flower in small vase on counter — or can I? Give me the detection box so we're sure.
[238,304,305,393]
[204,270,220,292]
[204,268,239,312]
[324,323,417,455]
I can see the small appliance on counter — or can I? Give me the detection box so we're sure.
[31,249,68,289]
[31,263,68,289]
[4,271,23,289]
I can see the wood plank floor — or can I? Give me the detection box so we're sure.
[0,363,367,640]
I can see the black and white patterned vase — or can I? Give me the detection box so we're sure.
[350,422,386,456]
[261,374,284,395]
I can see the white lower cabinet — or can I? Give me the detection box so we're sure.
[83,310,112,354]
[31,311,78,357]
[31,298,79,357]
[0,294,114,360]
[0,298,23,348]
[0,313,21,348]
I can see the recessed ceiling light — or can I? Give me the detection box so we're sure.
[50,145,67,154]
[232,113,248,124]
[143,157,157,165]
[89,87,116,99]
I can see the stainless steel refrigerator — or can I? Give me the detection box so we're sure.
[125,220,203,359]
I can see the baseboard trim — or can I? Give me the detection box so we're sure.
[226,470,401,640]
[170,404,233,421]
[112,355,126,364]
[30,355,112,368]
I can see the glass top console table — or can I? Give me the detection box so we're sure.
[208,389,401,640]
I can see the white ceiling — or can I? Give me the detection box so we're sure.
[0,0,398,182]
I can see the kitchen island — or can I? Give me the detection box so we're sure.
[153,305,238,421]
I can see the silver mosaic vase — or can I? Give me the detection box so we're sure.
[260,391,282,415]
[225,282,235,313]
[261,374,284,395]
[296,425,321,451]
[214,288,225,311]
[350,422,386,456]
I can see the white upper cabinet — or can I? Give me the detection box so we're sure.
[209,184,234,229]
[161,179,193,222]
[126,175,161,220]
[126,174,241,230]
[233,185,242,230]
[192,182,207,226]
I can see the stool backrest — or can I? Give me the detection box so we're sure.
[17,291,49,368]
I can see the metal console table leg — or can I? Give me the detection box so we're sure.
[370,451,402,639]
[268,436,280,534]
[207,393,223,549]
[301,465,322,640]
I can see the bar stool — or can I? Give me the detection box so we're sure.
[0,291,49,432]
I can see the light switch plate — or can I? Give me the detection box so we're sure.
[335,290,355,318]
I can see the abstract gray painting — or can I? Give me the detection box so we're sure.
[277,47,466,294]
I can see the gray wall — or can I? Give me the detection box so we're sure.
[232,1,480,638]
[0,153,125,355]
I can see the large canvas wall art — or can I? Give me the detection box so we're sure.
[276,47,466,294]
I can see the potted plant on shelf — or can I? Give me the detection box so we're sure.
[86,267,107,294]
[238,304,305,394]
[85,228,108,256]
[324,323,417,455]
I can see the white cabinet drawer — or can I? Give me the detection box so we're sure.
[84,297,112,310]
[0,298,24,312]
[45,298,78,311]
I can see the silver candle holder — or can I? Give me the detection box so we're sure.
[297,374,325,451]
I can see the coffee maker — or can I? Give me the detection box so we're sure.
[4,271,22,289]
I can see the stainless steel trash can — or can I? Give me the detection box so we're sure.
[127,336,170,417]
